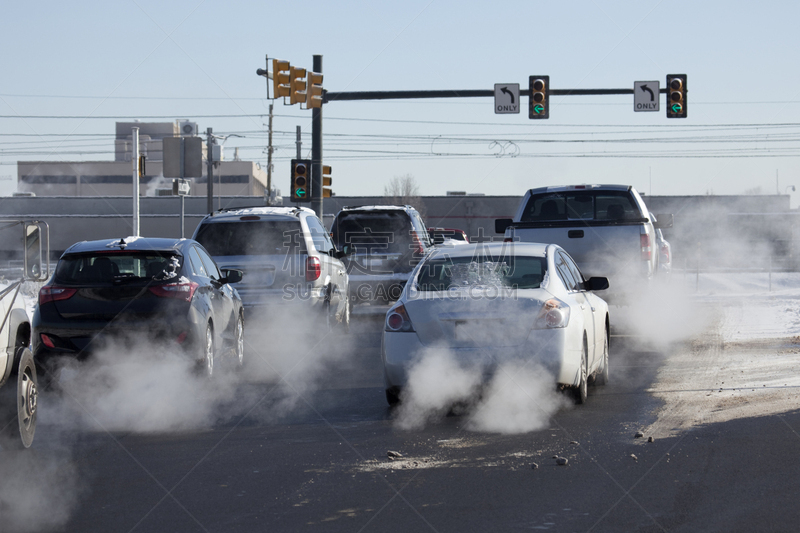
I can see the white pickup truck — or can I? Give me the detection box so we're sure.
[495,184,672,302]
[0,221,48,449]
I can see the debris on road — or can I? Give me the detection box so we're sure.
[631,454,638,461]
[531,463,539,470]
[635,431,644,438]
[648,436,655,443]
[387,450,403,460]
[555,457,568,466]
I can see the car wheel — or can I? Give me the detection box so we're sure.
[1,347,38,449]
[572,339,588,405]
[385,387,401,406]
[199,323,214,378]
[232,314,244,370]
[595,328,609,386]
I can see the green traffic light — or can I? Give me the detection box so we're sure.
[671,103,682,114]
[296,187,306,198]
[533,104,544,114]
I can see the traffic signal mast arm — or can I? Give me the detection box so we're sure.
[324,87,667,102]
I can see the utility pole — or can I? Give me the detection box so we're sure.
[266,103,274,204]
[206,127,214,214]
[132,127,140,236]
[311,54,323,218]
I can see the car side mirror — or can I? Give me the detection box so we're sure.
[653,214,673,229]
[585,277,609,291]
[334,245,352,259]
[495,218,513,234]
[222,269,243,284]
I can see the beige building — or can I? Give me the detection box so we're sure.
[17,121,268,197]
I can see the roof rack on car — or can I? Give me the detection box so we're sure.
[209,205,269,217]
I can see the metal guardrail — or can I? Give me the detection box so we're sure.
[675,257,798,292]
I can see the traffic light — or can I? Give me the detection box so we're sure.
[306,72,324,108]
[666,74,687,118]
[289,67,307,105]
[272,59,291,99]
[290,159,312,202]
[529,75,549,119]
[322,165,332,198]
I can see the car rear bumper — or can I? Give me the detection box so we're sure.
[381,327,582,390]
[349,273,410,305]
[32,313,202,371]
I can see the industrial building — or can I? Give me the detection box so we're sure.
[16,121,269,197]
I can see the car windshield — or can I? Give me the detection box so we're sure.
[416,255,546,291]
[520,190,641,222]
[55,252,182,284]
[194,220,306,256]
[332,212,414,253]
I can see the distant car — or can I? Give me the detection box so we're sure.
[32,237,245,382]
[193,206,350,330]
[381,242,610,406]
[331,205,432,308]
[428,227,469,246]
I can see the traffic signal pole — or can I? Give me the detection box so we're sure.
[311,54,323,219]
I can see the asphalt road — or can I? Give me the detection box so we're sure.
[3,315,800,533]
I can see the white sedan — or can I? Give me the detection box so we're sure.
[381,242,610,406]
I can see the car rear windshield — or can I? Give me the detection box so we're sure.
[520,190,642,222]
[55,252,182,284]
[332,211,414,253]
[194,220,306,256]
[416,255,546,291]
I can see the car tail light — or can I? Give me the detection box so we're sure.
[38,286,77,305]
[640,233,652,261]
[306,256,321,281]
[661,243,670,263]
[412,233,424,254]
[149,281,199,302]
[533,298,571,329]
[385,304,415,332]
[40,334,56,348]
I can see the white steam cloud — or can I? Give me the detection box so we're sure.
[395,347,569,434]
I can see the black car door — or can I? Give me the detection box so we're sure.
[195,245,235,338]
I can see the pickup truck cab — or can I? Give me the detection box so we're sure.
[496,184,672,302]
[1,221,48,448]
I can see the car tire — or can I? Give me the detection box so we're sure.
[199,323,214,378]
[595,328,609,386]
[385,387,401,406]
[572,339,588,405]
[232,314,244,370]
[1,347,38,449]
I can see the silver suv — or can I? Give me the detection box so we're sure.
[330,205,432,310]
[193,206,350,329]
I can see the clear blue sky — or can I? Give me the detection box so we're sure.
[2,0,799,204]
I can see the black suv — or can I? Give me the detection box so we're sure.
[331,205,432,309]
[32,237,245,381]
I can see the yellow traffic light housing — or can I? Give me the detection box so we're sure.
[272,59,291,99]
[291,159,312,202]
[306,72,324,108]
[289,67,307,105]
[529,75,549,119]
[666,74,687,118]
[322,165,332,198]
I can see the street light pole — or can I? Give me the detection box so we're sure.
[311,54,323,219]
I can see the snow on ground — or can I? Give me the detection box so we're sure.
[639,271,800,438]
